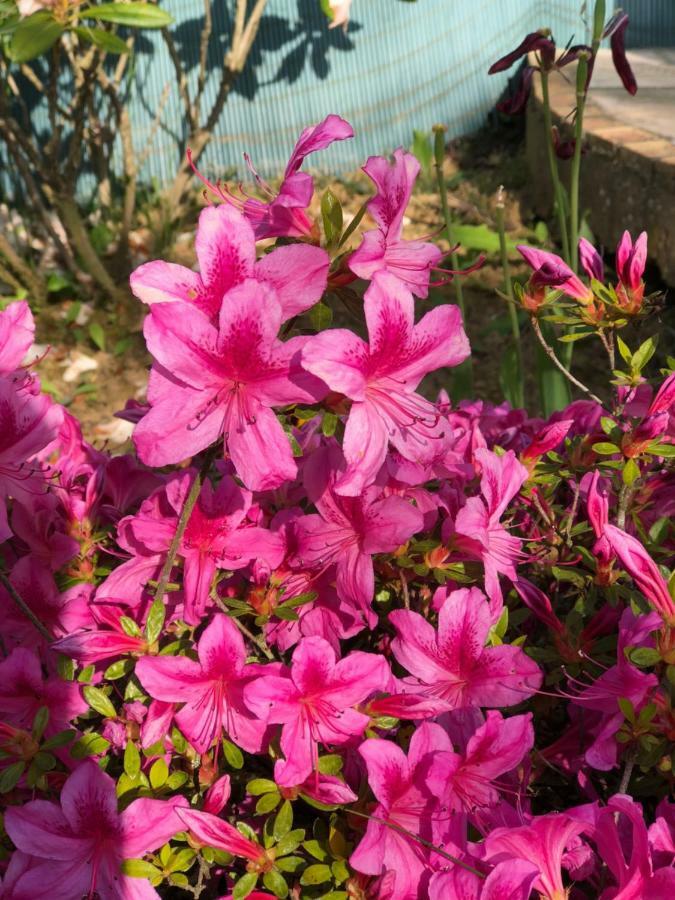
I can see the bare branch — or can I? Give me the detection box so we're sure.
[161,28,195,131]
[195,0,214,120]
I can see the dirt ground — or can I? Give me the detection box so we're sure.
[28,122,668,447]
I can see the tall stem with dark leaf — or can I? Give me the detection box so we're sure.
[540,69,571,265]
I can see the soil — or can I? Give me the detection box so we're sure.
[25,119,668,446]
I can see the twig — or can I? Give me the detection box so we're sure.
[347,809,486,878]
[153,448,218,604]
[618,747,636,794]
[564,481,581,545]
[231,614,274,661]
[161,28,196,131]
[195,0,214,121]
[530,315,603,405]
[399,570,410,610]
[0,571,53,643]
[615,483,634,531]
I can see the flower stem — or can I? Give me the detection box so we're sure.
[433,124,473,400]
[153,446,218,603]
[347,808,486,878]
[0,570,53,642]
[540,70,571,265]
[496,187,524,408]
[569,53,590,273]
[530,315,603,405]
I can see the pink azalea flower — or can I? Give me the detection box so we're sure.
[485,813,586,900]
[0,377,63,542]
[302,272,470,495]
[604,524,675,621]
[518,245,592,303]
[135,614,273,754]
[429,859,539,900]
[190,114,354,240]
[389,587,542,709]
[130,204,329,321]
[450,448,528,608]
[52,604,150,665]
[245,635,390,786]
[578,237,605,282]
[348,149,443,297]
[4,761,187,900]
[103,470,282,622]
[0,647,86,735]
[350,723,457,899]
[177,807,264,862]
[273,759,357,806]
[426,711,534,813]
[0,300,34,374]
[294,443,423,625]
[132,282,326,489]
[615,230,647,311]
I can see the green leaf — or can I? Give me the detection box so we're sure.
[411,129,433,176]
[628,647,661,668]
[276,855,305,872]
[83,685,117,718]
[622,457,640,486]
[646,442,675,458]
[222,737,244,769]
[309,301,333,332]
[317,754,343,775]
[31,705,50,741]
[300,864,332,886]
[89,322,106,351]
[273,799,293,841]
[232,872,259,900]
[451,223,518,256]
[631,336,657,373]
[74,25,129,53]
[618,697,635,722]
[165,848,196,873]
[41,729,76,750]
[120,616,142,637]
[558,330,594,343]
[273,606,299,621]
[303,839,328,861]
[247,777,279,796]
[321,189,343,247]
[104,658,134,680]
[0,760,25,793]
[124,740,141,779]
[255,791,281,815]
[275,828,305,856]
[70,732,111,759]
[46,273,72,293]
[121,859,163,884]
[149,757,169,789]
[145,595,165,644]
[321,411,338,437]
[592,442,620,455]
[338,202,367,249]
[9,11,63,62]
[617,335,632,365]
[82,2,173,28]
[263,868,289,898]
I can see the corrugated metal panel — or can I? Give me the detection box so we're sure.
[622,0,675,48]
[4,0,592,194]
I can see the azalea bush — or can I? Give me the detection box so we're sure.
[0,111,674,900]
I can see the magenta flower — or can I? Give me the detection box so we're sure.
[518,245,592,303]
[426,711,534,813]
[177,807,264,862]
[135,614,271,754]
[615,229,647,310]
[348,149,443,297]
[302,272,470,495]
[578,237,605,282]
[294,443,423,625]
[245,635,390,786]
[0,300,33,374]
[429,860,539,900]
[488,31,556,74]
[4,761,187,900]
[485,813,586,900]
[451,448,528,606]
[0,377,63,541]
[0,647,86,735]
[130,204,329,321]
[389,587,542,709]
[52,605,150,665]
[190,114,354,240]
[103,471,282,622]
[604,524,675,621]
[133,281,326,489]
[272,759,357,806]
[350,723,453,898]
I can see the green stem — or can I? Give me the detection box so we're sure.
[569,54,590,273]
[153,447,217,603]
[496,188,524,408]
[433,125,473,399]
[540,70,571,264]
